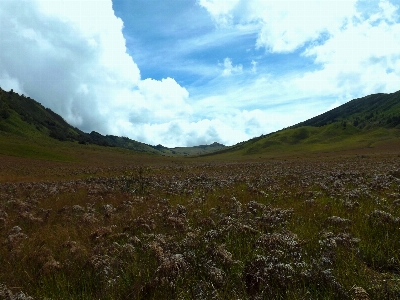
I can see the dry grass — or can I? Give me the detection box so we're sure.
[1,153,400,299]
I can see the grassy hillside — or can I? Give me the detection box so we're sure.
[242,125,400,155]
[0,88,226,157]
[0,88,161,153]
[2,86,399,160]
[207,90,400,157]
[293,90,400,129]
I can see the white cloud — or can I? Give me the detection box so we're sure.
[201,0,400,105]
[0,0,267,147]
[0,0,195,145]
[299,0,400,97]
[189,73,336,140]
[220,58,243,76]
[256,0,358,52]
[199,0,358,52]
[115,107,311,147]
[198,0,241,27]
[251,60,257,74]
[1,0,400,148]
[0,72,23,94]
[378,0,399,23]
[37,0,141,84]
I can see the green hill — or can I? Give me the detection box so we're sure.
[0,87,160,153]
[292,90,400,129]
[206,90,400,157]
[0,87,226,158]
[3,86,399,160]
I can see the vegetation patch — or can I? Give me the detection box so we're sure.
[1,155,400,299]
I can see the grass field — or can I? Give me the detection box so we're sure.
[1,139,400,299]
[211,123,400,158]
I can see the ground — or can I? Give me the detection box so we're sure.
[1,146,400,299]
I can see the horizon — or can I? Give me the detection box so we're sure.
[1,0,399,147]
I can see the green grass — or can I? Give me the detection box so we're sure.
[202,89,400,159]
[0,137,75,162]
[214,123,400,157]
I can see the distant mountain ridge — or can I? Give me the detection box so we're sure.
[0,87,225,156]
[291,90,400,129]
[205,90,400,156]
[3,86,399,158]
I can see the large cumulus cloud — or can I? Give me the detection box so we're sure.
[0,0,138,133]
[1,0,290,147]
[199,0,400,100]
[0,0,229,147]
[2,0,400,148]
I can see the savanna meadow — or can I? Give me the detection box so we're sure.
[3,0,400,298]
[2,88,400,299]
[1,146,400,299]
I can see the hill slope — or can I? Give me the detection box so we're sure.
[0,87,162,153]
[292,90,400,129]
[0,87,226,157]
[207,90,400,157]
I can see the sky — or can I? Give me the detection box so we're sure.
[1,0,400,147]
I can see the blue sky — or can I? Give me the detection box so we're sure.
[1,0,400,147]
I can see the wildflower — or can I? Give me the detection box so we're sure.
[208,266,225,287]
[155,254,188,285]
[4,226,27,251]
[80,213,99,224]
[42,256,61,274]
[72,205,85,213]
[208,243,233,265]
[352,286,370,300]
[368,210,399,225]
[325,216,351,227]
[0,283,33,300]
[90,226,114,240]
[243,255,296,296]
[102,204,116,218]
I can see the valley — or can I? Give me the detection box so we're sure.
[1,89,400,299]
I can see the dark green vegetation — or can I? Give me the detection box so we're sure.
[0,88,225,157]
[293,90,400,129]
[210,90,400,157]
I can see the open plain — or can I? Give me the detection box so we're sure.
[1,143,400,299]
